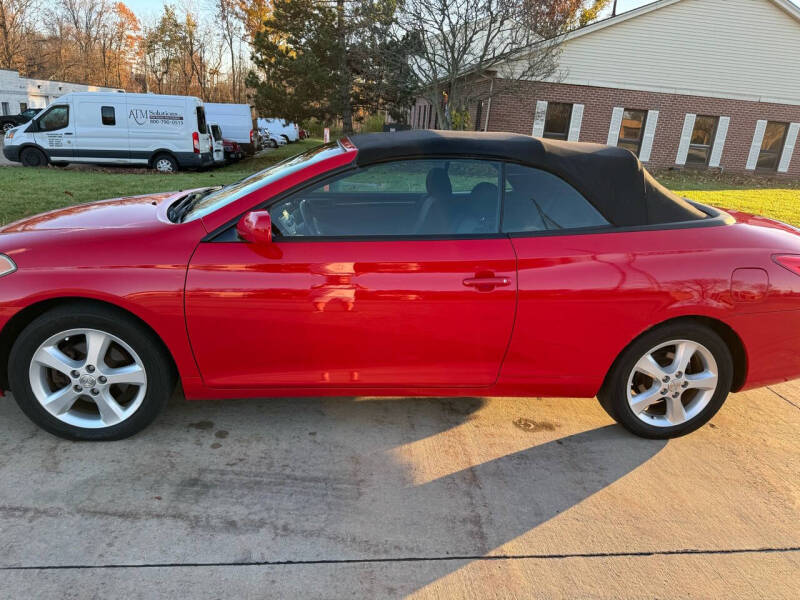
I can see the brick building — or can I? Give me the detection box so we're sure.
[410,0,800,175]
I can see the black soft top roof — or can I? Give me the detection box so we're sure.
[346,130,705,227]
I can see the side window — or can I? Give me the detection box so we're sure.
[101,106,115,126]
[270,159,502,237]
[502,164,609,233]
[37,106,69,132]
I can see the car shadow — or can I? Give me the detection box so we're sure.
[0,393,666,595]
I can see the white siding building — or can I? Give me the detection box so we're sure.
[0,69,121,116]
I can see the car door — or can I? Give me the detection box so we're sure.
[497,163,635,393]
[185,158,517,389]
[32,104,74,160]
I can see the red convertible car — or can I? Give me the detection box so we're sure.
[1,131,800,440]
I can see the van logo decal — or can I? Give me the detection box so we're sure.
[128,108,185,127]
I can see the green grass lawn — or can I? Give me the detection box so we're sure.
[1,140,799,226]
[0,139,322,226]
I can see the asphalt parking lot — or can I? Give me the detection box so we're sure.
[0,382,798,599]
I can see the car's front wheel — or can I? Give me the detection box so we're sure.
[598,322,733,439]
[8,304,175,440]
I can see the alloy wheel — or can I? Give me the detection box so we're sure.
[28,328,147,429]
[155,158,175,173]
[626,339,718,427]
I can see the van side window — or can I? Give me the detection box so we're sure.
[37,106,69,132]
[101,106,115,126]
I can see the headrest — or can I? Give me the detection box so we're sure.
[426,168,452,197]
[470,182,498,202]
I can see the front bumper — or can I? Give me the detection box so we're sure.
[2,144,20,162]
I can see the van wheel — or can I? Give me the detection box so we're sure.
[21,147,48,167]
[152,154,178,173]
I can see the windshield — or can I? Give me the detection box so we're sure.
[180,142,346,223]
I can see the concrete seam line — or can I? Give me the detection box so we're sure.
[2,546,799,571]
[766,386,800,411]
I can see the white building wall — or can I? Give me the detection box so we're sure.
[0,69,121,115]
[553,0,800,105]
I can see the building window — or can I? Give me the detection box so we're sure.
[617,109,647,155]
[686,116,719,166]
[19,102,27,112]
[542,103,572,140]
[101,106,115,126]
[757,121,789,171]
[1,102,8,116]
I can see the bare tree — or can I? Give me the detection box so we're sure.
[58,0,110,81]
[215,0,241,102]
[396,0,582,129]
[0,0,37,69]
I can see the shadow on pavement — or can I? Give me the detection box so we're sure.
[0,393,667,596]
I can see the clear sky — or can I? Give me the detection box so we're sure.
[120,0,800,20]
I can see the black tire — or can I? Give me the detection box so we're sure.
[270,139,278,149]
[152,153,178,173]
[8,303,175,441]
[1,122,15,133]
[597,322,733,439]
[20,147,48,167]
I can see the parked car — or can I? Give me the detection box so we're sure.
[208,123,225,165]
[2,92,213,172]
[222,138,244,162]
[256,128,275,149]
[203,103,257,156]
[0,108,42,133]
[2,130,800,441]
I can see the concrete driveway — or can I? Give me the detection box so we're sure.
[0,382,798,598]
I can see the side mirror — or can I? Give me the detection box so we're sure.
[237,210,272,245]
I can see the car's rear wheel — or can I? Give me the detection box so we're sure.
[1,122,15,133]
[152,153,178,173]
[598,322,733,439]
[20,147,47,167]
[9,304,175,441]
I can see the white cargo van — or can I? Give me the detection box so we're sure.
[202,103,257,155]
[3,92,214,172]
[259,118,299,143]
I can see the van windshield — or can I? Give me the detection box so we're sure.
[178,142,346,223]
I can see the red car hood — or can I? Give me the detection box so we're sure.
[0,190,187,233]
